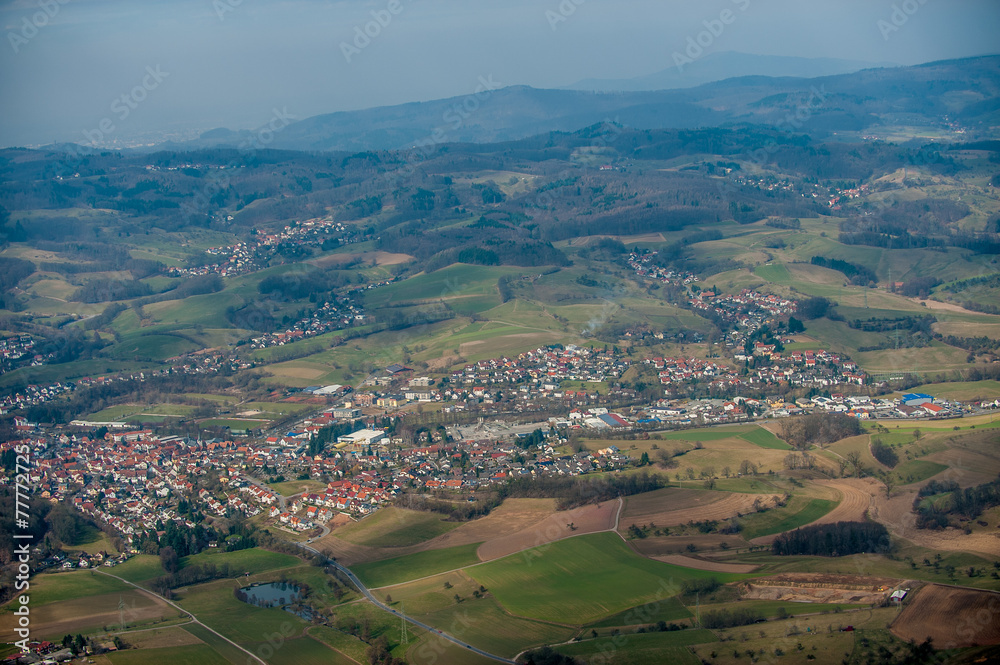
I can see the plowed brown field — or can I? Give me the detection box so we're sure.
[631,534,751,557]
[618,488,781,532]
[9,589,180,641]
[476,500,619,561]
[652,554,758,573]
[891,584,1000,648]
[314,498,561,565]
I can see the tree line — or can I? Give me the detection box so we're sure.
[913,475,1000,529]
[776,413,864,450]
[771,521,890,556]
[810,256,876,285]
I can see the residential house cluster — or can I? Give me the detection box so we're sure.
[246,295,366,350]
[626,252,697,286]
[0,334,37,371]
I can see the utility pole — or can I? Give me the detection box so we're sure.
[400,602,408,644]
[118,595,127,631]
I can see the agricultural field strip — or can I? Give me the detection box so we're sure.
[304,627,368,665]
[367,498,625,590]
[295,541,516,664]
[93,570,269,665]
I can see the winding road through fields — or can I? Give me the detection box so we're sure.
[295,541,516,664]
[95,569,268,665]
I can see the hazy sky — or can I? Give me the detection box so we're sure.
[1,0,998,147]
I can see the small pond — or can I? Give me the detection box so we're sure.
[238,582,314,620]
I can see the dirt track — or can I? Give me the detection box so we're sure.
[653,554,758,574]
[476,501,619,561]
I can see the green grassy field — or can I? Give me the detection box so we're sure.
[111,555,167,584]
[654,426,757,442]
[267,479,328,496]
[180,548,300,576]
[754,263,792,284]
[174,579,302,645]
[307,625,376,665]
[242,635,354,665]
[181,622,259,664]
[239,401,316,415]
[0,359,155,390]
[586,595,693,628]
[739,497,839,540]
[892,459,948,485]
[416,597,576,657]
[198,418,272,429]
[86,404,143,421]
[62,525,115,554]
[6,570,131,607]
[336,507,462,548]
[108,644,230,665]
[555,628,716,665]
[108,334,201,361]
[740,427,793,450]
[469,532,747,625]
[363,264,527,307]
[183,393,238,404]
[354,543,482,588]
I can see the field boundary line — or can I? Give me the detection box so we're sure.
[94,570,267,665]
[109,618,195,636]
[305,626,365,665]
[369,498,627,590]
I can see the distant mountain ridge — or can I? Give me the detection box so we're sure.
[566,51,896,92]
[143,54,999,153]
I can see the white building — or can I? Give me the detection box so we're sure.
[337,429,386,447]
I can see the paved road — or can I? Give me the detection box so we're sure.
[296,542,516,664]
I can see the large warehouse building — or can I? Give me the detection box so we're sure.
[336,429,386,448]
